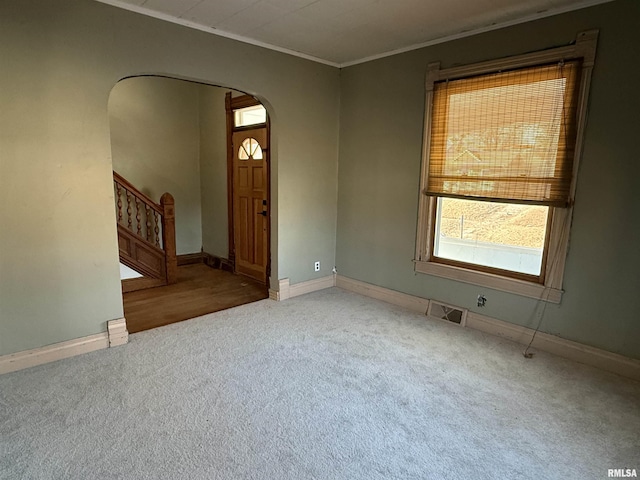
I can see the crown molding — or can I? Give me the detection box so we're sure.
[94,0,614,69]
[93,0,340,68]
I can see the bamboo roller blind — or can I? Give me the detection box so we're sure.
[426,60,581,206]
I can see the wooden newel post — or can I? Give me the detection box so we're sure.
[160,193,178,285]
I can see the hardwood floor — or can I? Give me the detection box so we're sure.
[123,264,268,333]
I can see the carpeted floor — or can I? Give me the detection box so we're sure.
[1,288,638,479]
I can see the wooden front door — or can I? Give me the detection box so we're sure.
[232,128,268,283]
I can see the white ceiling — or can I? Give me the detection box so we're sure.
[96,0,611,67]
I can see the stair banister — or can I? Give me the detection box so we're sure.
[160,192,177,285]
[113,171,177,289]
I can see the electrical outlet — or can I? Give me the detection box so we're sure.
[314,261,320,272]
[477,294,487,307]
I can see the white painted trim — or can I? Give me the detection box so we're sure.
[336,276,430,314]
[271,276,335,301]
[414,261,563,303]
[289,275,335,298]
[466,312,640,381]
[274,278,291,301]
[94,0,612,69]
[93,0,340,68]
[429,30,598,81]
[0,333,109,375]
[107,318,129,347]
[336,275,640,381]
[339,1,612,67]
[0,318,130,375]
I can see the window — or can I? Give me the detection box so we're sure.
[234,105,267,128]
[238,137,263,160]
[433,198,550,279]
[415,31,598,303]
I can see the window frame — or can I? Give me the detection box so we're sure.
[233,104,267,128]
[415,30,598,304]
[430,198,554,284]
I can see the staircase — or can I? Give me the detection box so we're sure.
[113,171,177,293]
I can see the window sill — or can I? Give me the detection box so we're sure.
[414,260,563,303]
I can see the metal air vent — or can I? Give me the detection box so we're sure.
[427,300,468,327]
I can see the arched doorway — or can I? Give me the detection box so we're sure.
[108,76,271,332]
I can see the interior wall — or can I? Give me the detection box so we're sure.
[0,0,340,356]
[109,76,203,255]
[110,77,234,259]
[199,86,230,259]
[336,0,640,359]
[5,0,634,362]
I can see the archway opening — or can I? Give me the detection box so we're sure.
[108,76,271,333]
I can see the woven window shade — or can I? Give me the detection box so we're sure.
[426,60,581,206]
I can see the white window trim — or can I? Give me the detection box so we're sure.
[415,30,598,304]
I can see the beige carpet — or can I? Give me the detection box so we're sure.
[1,288,638,479]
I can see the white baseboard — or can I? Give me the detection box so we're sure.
[0,317,130,375]
[270,275,336,301]
[336,275,430,314]
[290,275,335,297]
[336,275,640,381]
[269,278,292,301]
[107,318,129,347]
[0,333,109,375]
[466,312,640,381]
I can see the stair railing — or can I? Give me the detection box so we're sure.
[113,171,177,286]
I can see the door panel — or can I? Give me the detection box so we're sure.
[233,128,268,283]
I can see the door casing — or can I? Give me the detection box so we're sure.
[225,93,271,284]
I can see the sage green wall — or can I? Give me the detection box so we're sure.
[337,0,640,359]
[109,76,203,255]
[4,0,635,362]
[0,0,340,356]
[198,86,230,259]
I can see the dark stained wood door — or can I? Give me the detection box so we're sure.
[232,127,268,283]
